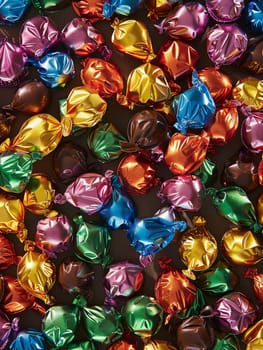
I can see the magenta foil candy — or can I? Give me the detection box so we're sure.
[206,0,245,22]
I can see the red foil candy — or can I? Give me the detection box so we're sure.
[0,235,18,270]
[72,0,106,22]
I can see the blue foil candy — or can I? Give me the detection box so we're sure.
[173,70,216,134]
[102,0,141,17]
[126,217,187,256]
[9,329,47,350]
[29,51,75,88]
[0,0,30,24]
[246,1,263,34]
[99,175,136,230]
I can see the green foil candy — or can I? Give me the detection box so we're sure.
[122,295,164,339]
[0,151,41,193]
[197,262,239,294]
[213,335,240,350]
[177,288,206,319]
[67,340,96,350]
[194,159,217,186]
[87,123,126,162]
[206,186,261,234]
[31,0,70,13]
[82,305,123,344]
[74,215,112,268]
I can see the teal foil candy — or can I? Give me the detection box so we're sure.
[103,0,141,17]
[82,305,123,344]
[9,329,47,350]
[0,0,30,24]
[74,215,112,268]
[194,159,217,186]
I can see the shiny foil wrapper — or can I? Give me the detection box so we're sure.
[9,329,48,350]
[72,0,106,22]
[144,340,178,350]
[233,77,263,111]
[31,0,70,12]
[102,0,142,18]
[244,319,263,345]
[0,235,18,270]
[0,0,30,24]
[246,1,263,34]
[144,0,180,21]
[241,111,263,152]
[240,36,263,74]
[244,268,263,304]
[206,0,245,22]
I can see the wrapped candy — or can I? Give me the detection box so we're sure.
[19,16,59,58]
[206,0,245,22]
[122,295,163,339]
[58,256,94,295]
[2,276,46,315]
[0,235,18,270]
[60,17,111,59]
[258,192,263,223]
[178,216,218,279]
[9,329,48,350]
[0,0,30,24]
[23,174,55,215]
[164,132,210,175]
[207,24,248,66]
[145,0,179,21]
[176,315,215,350]
[29,51,75,88]
[214,292,258,334]
[173,70,216,133]
[205,101,239,146]
[244,268,263,304]
[197,261,239,294]
[87,122,126,162]
[82,305,123,344]
[157,40,199,81]
[177,288,206,320]
[74,215,112,267]
[53,142,88,184]
[120,110,168,153]
[0,194,27,242]
[0,112,12,143]
[246,1,263,34]
[17,240,56,305]
[55,172,113,214]
[206,186,261,233]
[193,159,217,187]
[126,63,180,108]
[244,319,263,349]
[126,215,186,256]
[104,261,144,306]
[103,0,142,17]
[31,0,70,12]
[68,340,96,350]
[241,110,263,152]
[222,149,258,191]
[196,67,232,106]
[222,227,263,265]
[72,0,106,22]
[212,335,240,350]
[0,39,28,87]
[81,58,125,103]
[109,338,136,350]
[240,37,263,74]
[60,86,107,136]
[155,257,197,324]
[233,77,263,111]
[144,340,177,350]
[111,18,155,62]
[99,174,136,229]
[155,2,209,40]
[35,213,73,258]
[117,154,160,195]
[0,309,19,350]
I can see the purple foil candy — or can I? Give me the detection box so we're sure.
[241,110,263,153]
[0,39,28,87]
[206,0,245,23]
[104,261,144,306]
[155,2,209,40]
[55,172,113,215]
[60,17,111,59]
[0,309,19,350]
[207,24,248,66]
[158,175,204,211]
[35,214,72,258]
[19,16,59,58]
[214,292,258,334]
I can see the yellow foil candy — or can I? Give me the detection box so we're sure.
[144,340,178,350]
[62,86,107,136]
[23,174,55,215]
[111,18,156,62]
[12,114,63,157]
[0,194,27,242]
[244,320,263,350]
[126,63,180,108]
[232,77,263,111]
[222,227,263,265]
[17,241,56,305]
[178,216,218,280]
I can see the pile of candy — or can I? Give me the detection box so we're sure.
[0,0,263,349]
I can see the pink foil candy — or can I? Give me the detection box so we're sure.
[19,16,59,58]
[35,214,73,258]
[0,38,28,87]
[207,24,248,66]
[155,2,209,40]
[60,17,111,59]
[55,172,113,215]
[158,175,204,211]
[241,110,263,153]
[214,292,258,334]
[104,261,144,306]
[206,0,245,23]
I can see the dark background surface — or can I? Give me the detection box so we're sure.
[0,0,263,349]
